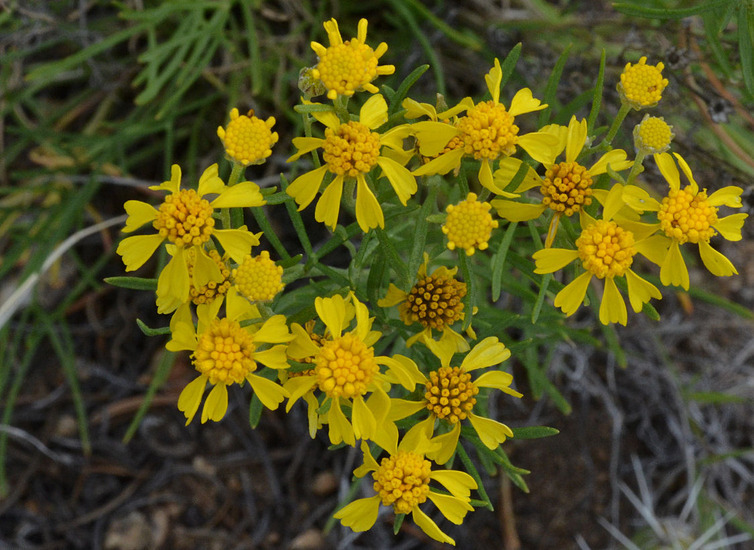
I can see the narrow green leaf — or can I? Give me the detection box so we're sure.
[498,43,522,90]
[539,44,572,127]
[492,222,519,301]
[511,426,560,439]
[612,0,732,19]
[249,393,263,429]
[136,318,171,337]
[389,64,430,115]
[738,4,754,96]
[587,49,606,134]
[122,351,176,443]
[104,276,158,291]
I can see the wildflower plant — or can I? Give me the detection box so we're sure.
[109,16,749,546]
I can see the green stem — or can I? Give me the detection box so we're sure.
[625,150,646,186]
[602,103,631,147]
[221,162,246,229]
[457,443,493,510]
[333,95,350,122]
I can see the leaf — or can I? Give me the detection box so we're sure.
[136,318,171,337]
[511,426,560,439]
[612,0,733,19]
[123,351,176,443]
[104,276,158,291]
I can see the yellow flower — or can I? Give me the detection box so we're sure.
[286,94,416,232]
[378,253,473,357]
[334,436,477,546]
[412,58,559,194]
[233,250,284,303]
[283,293,423,447]
[533,185,663,325]
[310,18,395,101]
[388,337,522,465]
[166,289,292,425]
[618,56,669,110]
[633,114,674,156]
[622,152,747,289]
[401,95,473,166]
[217,108,278,166]
[442,193,498,255]
[492,116,633,247]
[117,164,264,308]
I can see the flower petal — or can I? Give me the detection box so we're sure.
[713,213,747,241]
[493,157,541,193]
[201,383,228,423]
[660,240,689,289]
[475,371,523,398]
[554,270,592,316]
[429,467,478,498]
[117,234,164,272]
[708,186,744,208]
[157,246,190,306]
[315,175,344,230]
[177,376,207,426]
[588,149,631,176]
[355,175,384,232]
[655,152,680,191]
[599,277,627,325]
[359,94,388,129]
[211,181,265,208]
[532,247,579,274]
[315,294,347,338]
[123,200,158,233]
[352,396,377,441]
[327,399,355,447]
[333,495,381,532]
[698,240,738,277]
[460,337,510,372]
[247,373,289,410]
[468,412,513,449]
[411,121,462,157]
[411,506,456,545]
[197,164,225,197]
[622,184,662,212]
[517,132,560,165]
[287,137,325,163]
[491,199,546,222]
[565,116,587,164]
[625,269,662,313]
[412,148,464,177]
[377,156,417,205]
[214,228,261,263]
[283,375,317,411]
[287,165,328,210]
[377,283,407,307]
[485,58,503,104]
[508,88,546,116]
[427,491,474,525]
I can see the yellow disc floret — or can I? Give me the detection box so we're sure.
[315,333,378,399]
[188,249,232,305]
[576,220,636,279]
[658,186,717,244]
[372,450,431,515]
[322,121,381,177]
[153,189,215,247]
[217,109,279,166]
[403,273,466,330]
[634,115,674,155]
[193,318,257,385]
[442,193,499,255]
[424,366,479,423]
[233,251,284,302]
[618,56,669,110]
[456,101,519,160]
[540,161,594,216]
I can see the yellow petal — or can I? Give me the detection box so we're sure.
[485,58,503,104]
[157,246,190,306]
[315,175,344,230]
[192,247,222,289]
[708,186,744,208]
[351,396,376,441]
[426,491,473,524]
[213,228,261,263]
[660,240,689,289]
[532,248,579,274]
[253,345,290,370]
[411,121,461,157]
[599,277,627,325]
[468,412,513,449]
[412,148,464,177]
[622,184,661,212]
[673,152,698,193]
[287,137,325,163]
[310,109,340,131]
[491,199,546,222]
[254,315,292,344]
[355,175,384,232]
[698,240,738,277]
[151,164,182,193]
[327,399,355,446]
[634,233,670,266]
[565,116,587,164]
[713,213,747,241]
[377,283,407,307]
[411,506,456,546]
[602,183,626,222]
[588,149,631,176]
[554,270,592,316]
[655,152,680,191]
[402,97,437,119]
[508,88,546,116]
[315,294,347,338]
[247,373,289,410]
[387,398,426,421]
[377,354,425,391]
[177,376,206,425]
[116,234,164,271]
[333,495,381,532]
[625,269,662,313]
[377,156,417,205]
[428,423,460,466]
[286,165,328,210]
[323,18,342,46]
[283,375,317,411]
[460,337,510,372]
[123,201,158,233]
[517,131,560,165]
[359,94,388,129]
[201,383,228,423]
[493,157,541,193]
[211,181,265,208]
[475,371,523,398]
[540,122,568,156]
[197,164,225,197]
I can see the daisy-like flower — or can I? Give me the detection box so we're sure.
[117,164,264,307]
[618,56,669,110]
[633,114,674,157]
[334,435,477,546]
[412,58,559,193]
[233,250,284,303]
[533,185,664,325]
[283,293,423,447]
[310,18,395,101]
[286,94,416,232]
[217,108,278,166]
[622,152,747,289]
[378,253,473,357]
[166,290,292,425]
[442,193,499,255]
[388,337,522,465]
[492,116,633,247]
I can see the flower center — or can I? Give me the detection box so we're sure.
[188,249,232,305]
[315,333,377,399]
[618,56,668,109]
[634,116,672,153]
[153,189,215,247]
[233,250,284,302]
[313,40,380,98]
[540,161,594,216]
[372,450,431,515]
[219,110,278,166]
[443,193,499,255]
[424,366,478,423]
[193,318,257,385]
[322,121,381,177]
[658,186,717,244]
[456,101,519,160]
[576,220,636,278]
[404,274,466,330]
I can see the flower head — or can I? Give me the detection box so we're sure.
[334,436,477,546]
[117,164,264,309]
[622,152,747,289]
[286,94,416,232]
[166,291,292,425]
[310,18,395,101]
[634,115,674,156]
[233,250,284,302]
[533,185,663,325]
[388,337,522,465]
[618,56,669,110]
[217,108,278,166]
[442,193,498,255]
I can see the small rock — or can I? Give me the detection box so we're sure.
[104,510,153,550]
[288,528,326,550]
[310,471,337,496]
